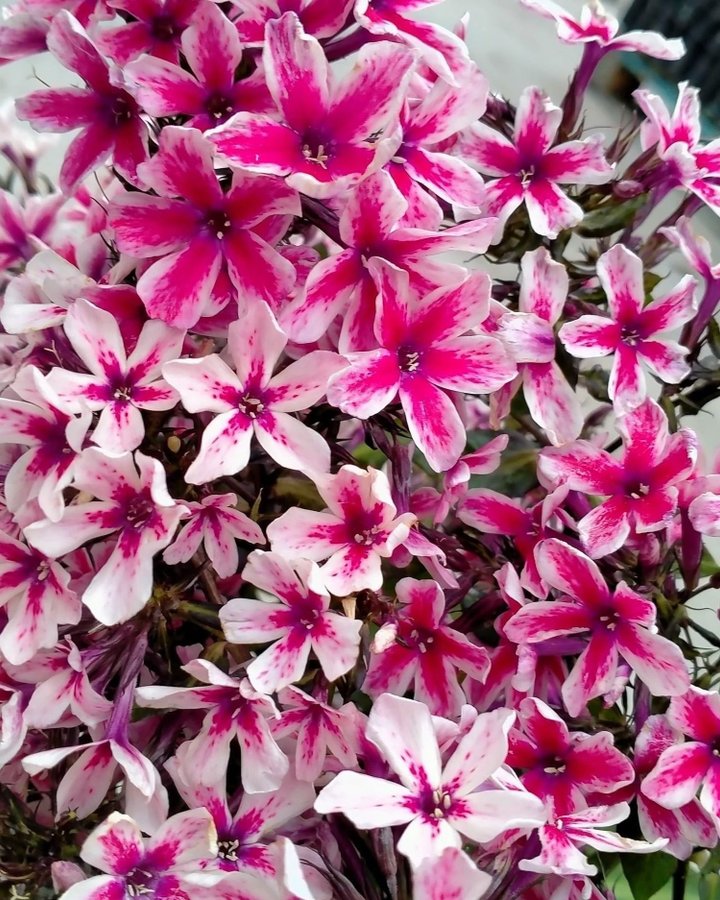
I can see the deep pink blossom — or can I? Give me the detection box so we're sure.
[353,0,470,83]
[560,244,696,412]
[507,697,635,815]
[635,715,717,859]
[135,659,288,793]
[642,687,720,821]
[15,11,148,192]
[284,169,496,351]
[496,247,582,444]
[272,685,363,783]
[58,809,217,899]
[328,261,515,471]
[385,63,489,225]
[634,82,720,215]
[539,399,698,558]
[519,0,685,57]
[108,126,300,327]
[231,0,355,43]
[315,693,546,867]
[208,12,415,199]
[98,0,206,64]
[47,299,184,453]
[220,551,362,693]
[163,492,265,579]
[0,364,90,522]
[504,539,690,716]
[124,2,274,131]
[0,532,80,664]
[363,577,490,718]
[0,190,66,270]
[462,86,613,239]
[519,803,664,878]
[163,301,343,482]
[24,448,185,625]
[266,465,415,594]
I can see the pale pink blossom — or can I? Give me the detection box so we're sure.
[413,848,492,900]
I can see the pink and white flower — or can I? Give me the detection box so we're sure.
[413,848,492,900]
[462,86,613,239]
[0,189,66,271]
[642,687,720,821]
[108,125,300,327]
[47,299,184,453]
[559,244,696,412]
[135,659,288,793]
[519,0,685,58]
[273,685,363,782]
[162,301,343,482]
[519,803,665,878]
[231,0,355,43]
[496,247,582,444]
[0,532,80,664]
[363,576,490,718]
[539,398,698,558]
[220,550,362,693]
[58,809,218,900]
[504,538,690,716]
[266,465,415,595]
[124,2,274,131]
[327,261,515,472]
[163,492,265,579]
[285,169,496,351]
[0,364,90,522]
[315,693,546,868]
[97,0,207,64]
[24,448,185,625]
[15,11,149,192]
[208,12,415,198]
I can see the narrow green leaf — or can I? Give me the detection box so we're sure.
[621,853,677,900]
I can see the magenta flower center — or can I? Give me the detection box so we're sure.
[352,524,382,546]
[400,623,436,654]
[301,132,332,168]
[620,322,642,346]
[239,394,265,418]
[110,92,137,125]
[541,755,567,775]
[206,93,236,122]
[124,494,155,529]
[125,868,154,896]
[419,786,454,819]
[150,14,180,42]
[597,609,620,632]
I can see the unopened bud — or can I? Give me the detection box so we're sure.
[167,435,182,454]
[613,179,645,199]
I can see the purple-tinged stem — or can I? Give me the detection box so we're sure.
[559,43,605,137]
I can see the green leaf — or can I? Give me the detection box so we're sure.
[700,546,720,579]
[700,872,720,900]
[576,194,647,237]
[621,853,677,900]
[708,318,720,359]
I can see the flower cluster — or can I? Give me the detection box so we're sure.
[1,0,720,898]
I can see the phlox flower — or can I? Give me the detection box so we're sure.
[124,2,274,132]
[462,85,613,239]
[162,300,344,482]
[642,687,720,822]
[15,11,149,192]
[363,576,490,718]
[560,244,696,413]
[504,538,690,716]
[0,189,66,271]
[57,809,218,900]
[230,0,355,44]
[539,398,697,558]
[47,299,184,454]
[135,659,288,793]
[412,848,492,900]
[97,0,207,65]
[689,490,720,536]
[24,448,185,625]
[495,247,582,444]
[266,465,415,595]
[634,715,717,859]
[208,11,415,199]
[519,803,665,879]
[327,261,515,472]
[315,692,546,868]
[220,550,362,693]
[163,492,265,579]
[108,125,300,327]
